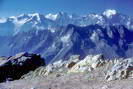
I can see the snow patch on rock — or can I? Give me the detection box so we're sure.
[45,13,58,21]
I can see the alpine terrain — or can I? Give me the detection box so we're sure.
[0,9,133,89]
[0,9,133,64]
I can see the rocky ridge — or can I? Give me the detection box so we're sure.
[21,54,133,82]
[0,54,133,89]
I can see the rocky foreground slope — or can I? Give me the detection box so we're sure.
[0,53,133,89]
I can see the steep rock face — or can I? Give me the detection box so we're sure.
[0,10,133,63]
[0,52,45,82]
[0,24,133,63]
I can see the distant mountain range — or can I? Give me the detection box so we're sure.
[0,9,133,63]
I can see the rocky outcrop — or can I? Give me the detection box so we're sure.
[105,58,133,81]
[68,54,105,73]
[22,54,106,79]
[22,55,80,79]
[43,55,80,76]
[0,52,45,82]
[65,55,80,68]
[20,53,133,82]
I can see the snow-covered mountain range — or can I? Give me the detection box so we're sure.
[0,9,133,63]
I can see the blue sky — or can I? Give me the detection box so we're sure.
[0,0,133,17]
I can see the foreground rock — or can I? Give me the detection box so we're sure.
[0,52,45,82]
[22,54,107,81]
[1,63,133,89]
[22,55,80,79]
[105,58,133,81]
[68,54,105,73]
[1,54,133,89]
[20,54,133,83]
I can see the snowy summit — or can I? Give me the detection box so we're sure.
[45,13,58,21]
[103,9,117,18]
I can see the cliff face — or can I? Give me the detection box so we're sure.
[0,10,133,64]
[0,24,133,64]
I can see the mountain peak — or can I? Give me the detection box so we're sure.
[103,9,117,18]
[28,13,40,17]
[45,13,58,21]
[28,13,42,21]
